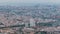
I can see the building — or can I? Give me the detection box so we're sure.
[30,18,35,27]
[22,27,35,34]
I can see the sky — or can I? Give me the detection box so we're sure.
[0,0,60,5]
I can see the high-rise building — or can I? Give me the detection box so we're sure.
[30,18,35,27]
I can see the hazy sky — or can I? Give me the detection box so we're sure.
[0,0,60,5]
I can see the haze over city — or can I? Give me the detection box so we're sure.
[0,0,60,34]
[0,0,60,5]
